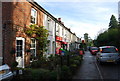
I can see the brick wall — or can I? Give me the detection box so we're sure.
[2,1,44,67]
[2,2,15,66]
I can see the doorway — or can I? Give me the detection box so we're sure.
[16,37,25,68]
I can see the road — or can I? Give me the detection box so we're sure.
[73,51,120,81]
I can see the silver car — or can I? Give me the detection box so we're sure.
[0,64,13,81]
[96,46,120,64]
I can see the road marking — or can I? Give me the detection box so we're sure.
[95,61,104,81]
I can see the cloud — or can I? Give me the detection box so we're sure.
[40,2,117,21]
[63,19,108,39]
[36,1,118,39]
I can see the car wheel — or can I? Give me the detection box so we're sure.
[114,58,120,64]
[114,61,118,64]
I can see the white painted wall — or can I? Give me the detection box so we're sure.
[43,14,55,55]
[44,15,81,53]
[56,23,59,36]
[56,23,63,38]
[59,25,63,37]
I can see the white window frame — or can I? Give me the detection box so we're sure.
[16,37,25,68]
[31,8,37,24]
[30,38,36,57]
[16,37,25,57]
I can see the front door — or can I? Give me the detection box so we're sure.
[16,37,25,68]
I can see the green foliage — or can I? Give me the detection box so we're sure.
[14,68,57,81]
[13,52,83,81]
[73,60,80,66]
[30,69,50,80]
[109,15,118,29]
[48,70,57,80]
[95,15,120,48]
[31,57,48,69]
[11,61,18,68]
[95,28,120,49]
[25,24,49,55]
[60,65,72,79]
[70,64,77,73]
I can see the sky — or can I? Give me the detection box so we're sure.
[35,0,119,39]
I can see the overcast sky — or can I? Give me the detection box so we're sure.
[35,0,119,39]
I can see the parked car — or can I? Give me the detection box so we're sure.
[96,46,120,64]
[0,64,13,81]
[89,47,98,55]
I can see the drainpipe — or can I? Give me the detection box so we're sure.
[55,21,56,55]
[0,2,3,65]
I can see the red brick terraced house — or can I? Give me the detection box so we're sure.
[1,0,81,68]
[2,0,44,68]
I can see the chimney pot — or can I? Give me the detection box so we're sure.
[58,18,61,22]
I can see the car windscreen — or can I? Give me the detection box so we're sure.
[101,48,117,53]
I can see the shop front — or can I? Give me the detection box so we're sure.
[56,36,68,55]
[61,42,67,51]
[56,36,62,55]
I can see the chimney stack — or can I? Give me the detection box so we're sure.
[58,18,61,22]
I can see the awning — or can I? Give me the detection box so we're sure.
[62,42,67,44]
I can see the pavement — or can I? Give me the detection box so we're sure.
[73,51,101,80]
[72,51,120,81]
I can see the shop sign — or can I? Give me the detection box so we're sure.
[56,36,62,41]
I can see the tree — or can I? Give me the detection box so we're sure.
[95,15,120,50]
[95,28,119,48]
[25,24,49,57]
[109,15,118,29]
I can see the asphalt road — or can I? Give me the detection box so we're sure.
[73,51,120,81]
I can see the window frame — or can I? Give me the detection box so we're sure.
[16,40,23,57]
[31,8,37,24]
[30,38,36,57]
